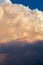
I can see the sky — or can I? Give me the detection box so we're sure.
[11,0,43,11]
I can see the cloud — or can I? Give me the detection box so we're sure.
[0,1,43,43]
[0,1,43,65]
[0,40,43,65]
[0,0,11,3]
[0,54,7,65]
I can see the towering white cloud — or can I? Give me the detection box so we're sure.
[0,2,43,43]
[0,0,11,3]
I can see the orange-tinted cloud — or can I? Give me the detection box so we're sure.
[0,2,43,43]
[0,54,7,65]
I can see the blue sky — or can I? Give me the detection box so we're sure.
[11,0,43,11]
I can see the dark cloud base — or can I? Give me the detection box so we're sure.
[0,40,43,65]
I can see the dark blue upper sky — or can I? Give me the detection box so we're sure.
[11,0,43,11]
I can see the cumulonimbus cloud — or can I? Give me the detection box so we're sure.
[0,0,43,43]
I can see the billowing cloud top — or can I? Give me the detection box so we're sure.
[0,0,11,3]
[0,1,43,43]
